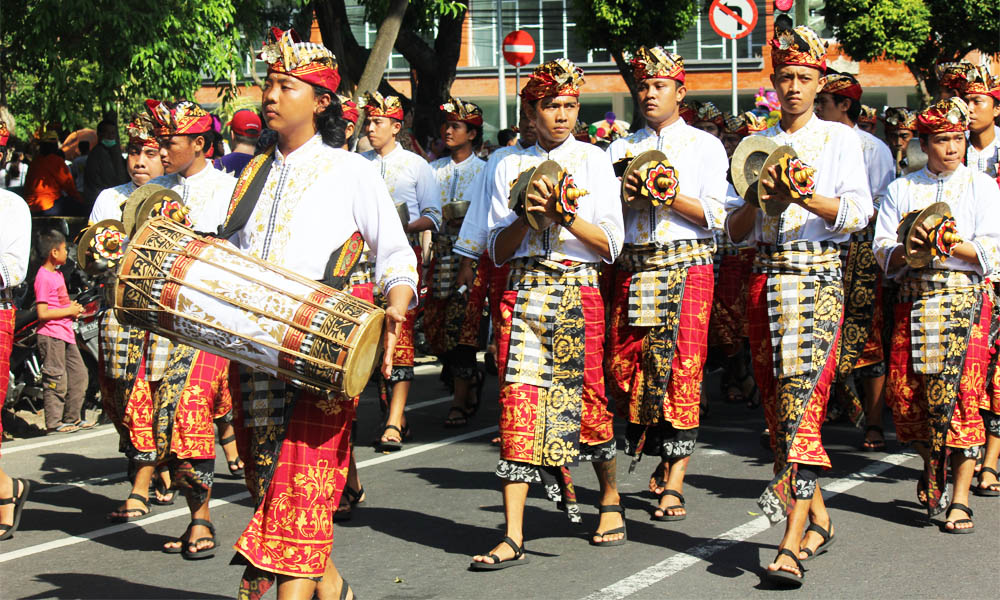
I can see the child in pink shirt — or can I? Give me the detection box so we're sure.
[33,229,90,433]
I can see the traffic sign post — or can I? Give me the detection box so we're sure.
[709,0,758,114]
[503,30,536,126]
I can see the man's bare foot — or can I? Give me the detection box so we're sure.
[943,504,975,533]
[162,522,214,552]
[649,462,668,495]
[798,517,834,560]
[471,536,523,565]
[592,509,625,544]
[766,548,802,576]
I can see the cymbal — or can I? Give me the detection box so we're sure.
[395,202,410,227]
[730,135,779,200]
[442,200,470,222]
[897,201,952,269]
[758,145,798,217]
[904,139,928,174]
[620,150,676,209]
[76,219,127,275]
[121,183,166,236]
[134,188,187,231]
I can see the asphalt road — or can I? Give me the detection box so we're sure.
[1,361,997,599]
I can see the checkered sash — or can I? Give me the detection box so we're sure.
[898,270,985,375]
[240,367,293,428]
[754,242,841,379]
[618,240,714,328]
[430,233,460,299]
[505,258,597,388]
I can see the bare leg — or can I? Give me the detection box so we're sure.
[444,376,473,425]
[337,453,365,516]
[315,558,354,600]
[798,484,833,560]
[649,460,669,495]
[766,480,813,577]
[471,481,528,564]
[592,458,624,543]
[977,433,1000,491]
[654,456,690,519]
[217,421,242,468]
[944,453,975,531]
[276,575,317,600]
[162,489,213,552]
[382,381,409,444]
[862,375,886,447]
[0,467,19,528]
[109,463,154,518]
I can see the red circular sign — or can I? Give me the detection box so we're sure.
[502,30,535,67]
[775,0,794,11]
[709,0,758,40]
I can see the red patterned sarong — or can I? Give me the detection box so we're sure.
[391,245,421,368]
[708,247,754,350]
[886,296,989,448]
[457,253,509,348]
[606,264,713,430]
[0,308,12,453]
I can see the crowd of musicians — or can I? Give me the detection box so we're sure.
[1,22,999,597]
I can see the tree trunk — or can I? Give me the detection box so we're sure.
[355,0,410,98]
[312,0,405,98]
[611,48,642,132]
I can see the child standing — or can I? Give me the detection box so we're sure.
[34,229,91,434]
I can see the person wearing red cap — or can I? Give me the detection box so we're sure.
[874,96,1000,534]
[425,97,487,427]
[725,25,872,587]
[604,46,729,524]
[214,109,262,176]
[361,91,442,452]
[221,27,415,599]
[470,57,626,570]
[816,72,895,451]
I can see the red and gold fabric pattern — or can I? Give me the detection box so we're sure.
[440,96,484,126]
[259,27,340,92]
[770,25,827,72]
[822,73,862,101]
[630,46,685,83]
[520,58,585,103]
[916,97,970,135]
[145,99,213,137]
[360,91,404,121]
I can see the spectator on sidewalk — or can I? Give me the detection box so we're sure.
[70,140,90,194]
[83,120,128,206]
[0,152,26,190]
[213,109,260,175]
[24,132,84,215]
[33,229,92,434]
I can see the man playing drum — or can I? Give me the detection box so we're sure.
[725,25,871,587]
[470,58,626,570]
[361,92,441,451]
[604,47,729,523]
[222,27,416,600]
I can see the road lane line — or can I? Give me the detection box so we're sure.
[3,427,116,454]
[578,451,917,600]
[0,425,497,563]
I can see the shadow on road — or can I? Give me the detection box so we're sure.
[19,573,232,599]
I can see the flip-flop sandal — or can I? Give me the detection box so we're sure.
[334,485,367,523]
[72,420,96,430]
[150,477,176,506]
[469,536,530,571]
[652,490,686,522]
[376,424,403,452]
[337,576,356,600]
[590,504,627,547]
[218,434,245,478]
[181,519,218,560]
[108,492,150,522]
[47,423,79,434]
[941,503,975,534]
[973,466,1000,497]
[443,406,470,428]
[799,521,835,561]
[861,425,885,451]
[0,478,31,541]
[765,548,806,588]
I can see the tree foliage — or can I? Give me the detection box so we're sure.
[0,0,271,138]
[823,0,1000,100]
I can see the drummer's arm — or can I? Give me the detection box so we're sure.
[726,201,757,243]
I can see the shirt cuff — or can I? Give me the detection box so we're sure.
[699,197,725,232]
[597,222,622,264]
[453,245,481,260]
[422,208,442,233]
[381,276,420,310]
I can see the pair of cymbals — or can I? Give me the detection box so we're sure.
[508,160,563,231]
[442,200,470,222]
[896,201,955,269]
[730,136,800,217]
[121,183,186,236]
[76,219,128,275]
[617,150,678,209]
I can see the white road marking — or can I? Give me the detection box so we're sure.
[2,427,116,454]
[578,451,917,600]
[35,472,128,494]
[0,425,498,563]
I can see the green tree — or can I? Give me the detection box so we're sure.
[0,0,269,138]
[823,0,1000,101]
[571,0,700,121]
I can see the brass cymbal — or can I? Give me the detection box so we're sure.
[620,150,674,210]
[897,201,953,269]
[76,219,127,275]
[134,188,187,231]
[121,183,166,236]
[730,135,779,200]
[758,145,798,217]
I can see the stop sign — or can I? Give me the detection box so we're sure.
[502,30,535,67]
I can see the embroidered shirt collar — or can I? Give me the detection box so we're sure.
[530,135,576,158]
[274,134,324,167]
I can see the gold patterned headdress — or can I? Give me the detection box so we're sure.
[359,92,404,120]
[631,46,685,83]
[770,25,827,72]
[521,59,585,102]
[916,97,970,134]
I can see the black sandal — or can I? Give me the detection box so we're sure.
[765,548,805,588]
[649,463,667,495]
[861,425,885,451]
[973,466,1000,497]
[150,476,176,506]
[219,434,245,478]
[334,486,367,523]
[443,406,470,428]
[343,486,366,507]
[108,492,150,522]
[0,478,31,541]
[469,536,530,571]
[376,424,403,452]
[163,519,217,559]
[652,490,686,521]
[941,503,975,534]
[590,504,627,547]
[799,521,835,561]
[337,576,356,600]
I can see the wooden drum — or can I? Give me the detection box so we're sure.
[115,217,385,398]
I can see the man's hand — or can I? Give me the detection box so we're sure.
[760,164,794,209]
[455,257,476,292]
[525,175,560,223]
[907,223,931,256]
[622,170,643,203]
[381,305,406,379]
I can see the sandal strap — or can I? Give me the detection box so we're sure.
[598,504,625,515]
[383,424,402,435]
[219,434,237,445]
[0,497,12,506]
[947,502,973,518]
[805,521,832,543]
[343,486,364,504]
[980,466,999,478]
[127,493,150,507]
[776,548,805,572]
[865,425,884,435]
[190,518,216,535]
[0,479,23,505]
[662,489,685,504]
[500,535,524,558]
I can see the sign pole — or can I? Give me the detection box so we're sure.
[731,37,738,114]
[497,1,507,130]
[515,66,521,123]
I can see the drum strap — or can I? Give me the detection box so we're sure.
[322,231,366,289]
[216,151,276,239]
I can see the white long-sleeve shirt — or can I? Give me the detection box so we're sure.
[148,163,236,233]
[487,136,625,265]
[856,126,895,211]
[362,144,442,232]
[966,128,999,178]
[430,153,485,216]
[724,115,872,245]
[89,181,138,225]
[874,164,1000,280]
[606,120,729,243]
[0,190,30,290]
[231,135,417,301]
[454,144,522,259]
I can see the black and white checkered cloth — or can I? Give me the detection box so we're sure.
[618,240,714,327]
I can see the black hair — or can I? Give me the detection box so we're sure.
[78,140,90,154]
[37,229,66,259]
[233,134,259,147]
[312,85,346,148]
[468,123,484,150]
[843,97,862,123]
[498,128,517,146]
[39,141,59,156]
[97,120,116,136]
[255,129,278,155]
[918,133,929,144]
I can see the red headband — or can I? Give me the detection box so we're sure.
[260,27,341,93]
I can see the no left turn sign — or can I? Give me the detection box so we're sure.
[709,0,758,40]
